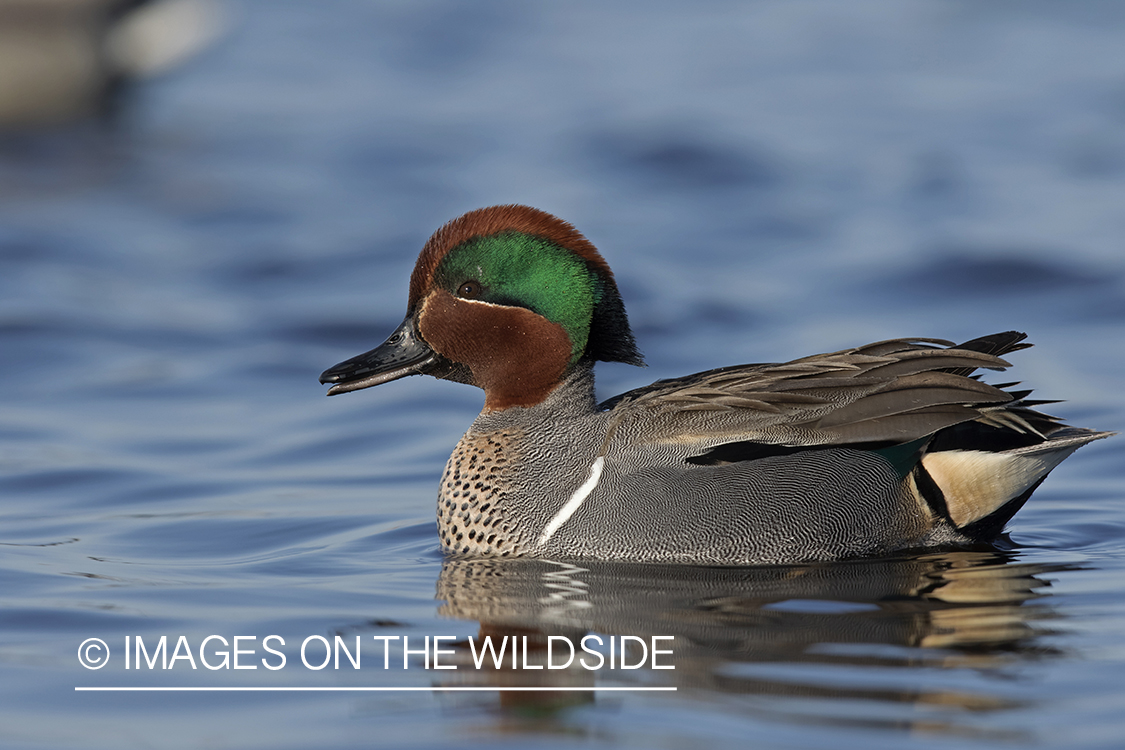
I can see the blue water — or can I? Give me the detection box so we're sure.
[3,2,1124,748]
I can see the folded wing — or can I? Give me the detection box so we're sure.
[603,332,1060,453]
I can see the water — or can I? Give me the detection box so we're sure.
[2,1,1124,748]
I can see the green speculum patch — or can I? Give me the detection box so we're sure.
[435,232,599,362]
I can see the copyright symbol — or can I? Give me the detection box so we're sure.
[78,638,110,669]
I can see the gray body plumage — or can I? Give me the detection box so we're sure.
[437,337,1111,565]
[316,208,1112,565]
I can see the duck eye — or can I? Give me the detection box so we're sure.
[457,281,482,299]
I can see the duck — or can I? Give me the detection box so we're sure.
[320,205,1112,565]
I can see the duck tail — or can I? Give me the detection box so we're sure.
[937,331,1031,377]
[916,427,1114,537]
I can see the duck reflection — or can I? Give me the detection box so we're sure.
[433,550,1067,738]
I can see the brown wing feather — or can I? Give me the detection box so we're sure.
[604,335,1040,449]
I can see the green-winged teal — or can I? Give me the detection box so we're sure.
[320,205,1112,565]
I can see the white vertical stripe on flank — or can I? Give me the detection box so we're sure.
[538,457,605,545]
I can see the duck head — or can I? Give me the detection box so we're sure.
[320,205,644,410]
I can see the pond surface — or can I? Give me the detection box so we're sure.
[2,2,1124,748]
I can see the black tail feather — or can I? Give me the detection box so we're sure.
[942,331,1030,377]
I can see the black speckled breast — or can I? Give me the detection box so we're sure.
[438,428,530,556]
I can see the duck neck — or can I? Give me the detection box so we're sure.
[475,359,598,427]
[541,359,599,415]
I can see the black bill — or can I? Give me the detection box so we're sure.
[319,314,438,396]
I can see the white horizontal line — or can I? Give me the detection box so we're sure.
[76,686,675,692]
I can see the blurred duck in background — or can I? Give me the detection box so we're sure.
[0,0,223,127]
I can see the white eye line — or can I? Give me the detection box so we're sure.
[456,296,507,309]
